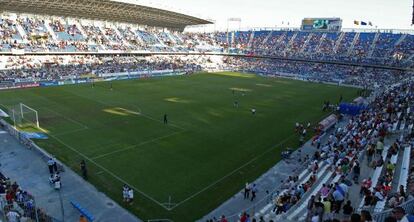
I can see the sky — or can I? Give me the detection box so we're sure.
[120,0,413,31]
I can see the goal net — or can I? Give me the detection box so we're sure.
[9,103,40,129]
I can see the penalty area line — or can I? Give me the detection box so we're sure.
[45,133,170,210]
[62,89,186,131]
[51,127,89,137]
[20,93,89,130]
[91,130,185,160]
[41,106,89,130]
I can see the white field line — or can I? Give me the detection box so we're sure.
[40,106,89,130]
[169,133,297,210]
[63,88,185,131]
[130,104,185,131]
[6,81,326,212]
[91,130,184,160]
[0,103,10,110]
[0,103,16,114]
[17,90,185,209]
[44,132,170,210]
[51,127,89,137]
[12,93,89,130]
[82,139,126,151]
[5,92,317,212]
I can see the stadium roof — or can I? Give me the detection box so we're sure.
[0,0,212,30]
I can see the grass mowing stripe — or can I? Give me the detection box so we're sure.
[62,87,185,131]
[51,127,89,137]
[170,133,297,209]
[9,91,88,129]
[44,131,170,210]
[130,104,185,131]
[91,130,185,160]
[39,106,89,130]
[0,73,359,220]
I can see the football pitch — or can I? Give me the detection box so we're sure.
[0,72,358,221]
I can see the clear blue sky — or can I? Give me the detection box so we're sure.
[122,0,413,30]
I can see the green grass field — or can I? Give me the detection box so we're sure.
[0,72,358,221]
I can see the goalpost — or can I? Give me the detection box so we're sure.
[18,103,40,128]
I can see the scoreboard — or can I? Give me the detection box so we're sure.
[301,18,342,31]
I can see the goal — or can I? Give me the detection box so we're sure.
[11,103,40,128]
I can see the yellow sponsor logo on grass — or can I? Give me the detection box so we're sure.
[103,107,140,116]
[164,97,192,104]
[229,87,252,92]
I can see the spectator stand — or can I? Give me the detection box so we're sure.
[0,173,56,222]
[202,111,345,222]
[205,140,314,222]
[373,145,400,212]
[372,197,414,222]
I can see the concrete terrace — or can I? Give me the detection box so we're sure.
[0,130,141,222]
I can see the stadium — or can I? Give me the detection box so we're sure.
[0,0,413,221]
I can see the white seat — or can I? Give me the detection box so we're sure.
[287,171,333,220]
[399,121,406,130]
[392,121,399,132]
[358,145,390,209]
[256,161,328,217]
[398,146,411,189]
[374,152,399,213]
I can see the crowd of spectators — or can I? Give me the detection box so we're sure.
[205,74,414,222]
[0,53,409,90]
[246,31,413,68]
[0,14,220,53]
[307,81,414,222]
[1,13,413,69]
[0,55,204,83]
[222,56,406,87]
[0,18,20,50]
[0,171,52,222]
[271,92,385,220]
[357,83,414,211]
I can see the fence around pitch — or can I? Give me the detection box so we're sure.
[0,119,65,172]
[0,119,65,221]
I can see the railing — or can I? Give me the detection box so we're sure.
[0,182,56,222]
[0,119,65,171]
[371,197,414,222]
[0,119,64,222]
[218,159,309,222]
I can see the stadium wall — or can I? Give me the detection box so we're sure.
[0,70,188,90]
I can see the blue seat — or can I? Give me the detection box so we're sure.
[70,201,95,221]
